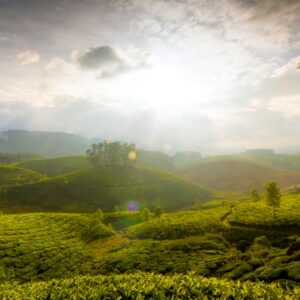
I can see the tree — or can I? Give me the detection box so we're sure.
[86,141,138,168]
[95,208,104,221]
[142,207,151,222]
[154,206,163,217]
[265,182,281,218]
[251,188,260,202]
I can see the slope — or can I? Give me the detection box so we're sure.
[0,166,47,188]
[177,159,300,193]
[0,167,212,213]
[17,156,90,177]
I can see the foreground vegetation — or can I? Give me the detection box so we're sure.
[0,213,114,282]
[1,272,299,299]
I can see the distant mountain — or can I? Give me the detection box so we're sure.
[177,159,300,193]
[173,151,202,168]
[0,130,90,157]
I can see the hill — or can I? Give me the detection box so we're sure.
[0,130,90,157]
[0,166,47,188]
[93,195,300,282]
[177,159,300,193]
[0,167,212,213]
[17,156,90,177]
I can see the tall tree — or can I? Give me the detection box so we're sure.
[251,188,260,202]
[265,182,281,218]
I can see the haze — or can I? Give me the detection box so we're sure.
[1,0,300,153]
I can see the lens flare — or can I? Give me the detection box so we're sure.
[128,150,137,160]
[128,202,138,211]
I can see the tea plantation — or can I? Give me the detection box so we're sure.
[0,273,299,299]
[0,213,114,282]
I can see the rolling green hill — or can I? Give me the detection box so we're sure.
[17,156,90,177]
[177,160,300,193]
[0,166,47,188]
[0,167,212,213]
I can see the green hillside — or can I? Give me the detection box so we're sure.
[1,273,299,299]
[0,213,114,282]
[0,166,47,188]
[17,156,90,177]
[93,196,300,282]
[177,159,300,193]
[0,167,212,213]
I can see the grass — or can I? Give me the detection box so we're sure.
[1,272,299,299]
[16,155,90,177]
[0,165,47,188]
[0,213,114,282]
[177,159,300,193]
[0,166,212,213]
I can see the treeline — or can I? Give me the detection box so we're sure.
[86,141,138,167]
[0,152,41,164]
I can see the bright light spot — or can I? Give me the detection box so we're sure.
[128,202,138,211]
[128,150,137,160]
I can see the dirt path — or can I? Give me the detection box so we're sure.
[88,234,129,259]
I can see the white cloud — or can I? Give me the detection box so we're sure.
[16,51,40,65]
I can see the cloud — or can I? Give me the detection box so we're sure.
[0,98,217,152]
[73,45,149,79]
[74,46,121,69]
[16,51,40,65]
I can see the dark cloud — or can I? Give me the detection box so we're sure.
[76,46,122,69]
[75,45,147,78]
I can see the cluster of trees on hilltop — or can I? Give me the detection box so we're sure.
[86,141,138,167]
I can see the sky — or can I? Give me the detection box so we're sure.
[0,0,300,153]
